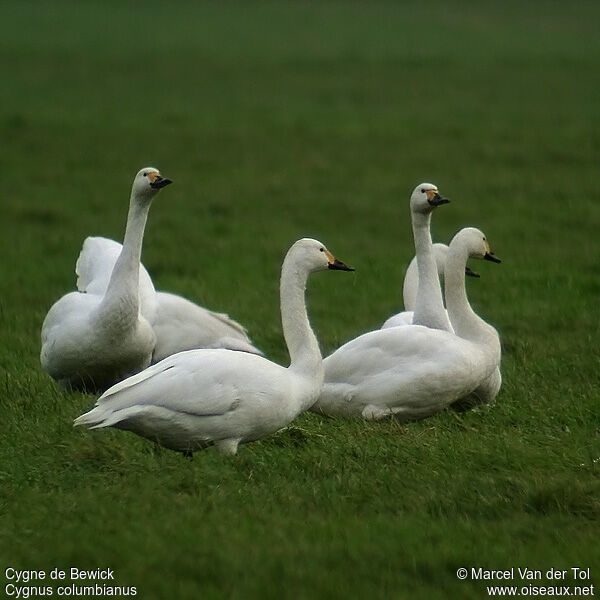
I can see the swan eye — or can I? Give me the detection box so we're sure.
[319,248,324,252]
[420,188,425,193]
[143,172,148,177]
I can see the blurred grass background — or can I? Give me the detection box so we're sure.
[1,1,599,598]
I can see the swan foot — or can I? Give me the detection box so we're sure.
[182,449,194,459]
[214,438,241,456]
[361,404,392,421]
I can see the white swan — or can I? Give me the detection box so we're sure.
[312,227,501,421]
[397,183,453,332]
[75,237,262,361]
[41,167,171,391]
[444,229,502,407]
[382,243,479,329]
[74,238,354,455]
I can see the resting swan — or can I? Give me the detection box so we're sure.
[312,227,501,421]
[444,230,502,406]
[76,237,262,361]
[74,238,353,455]
[40,167,171,391]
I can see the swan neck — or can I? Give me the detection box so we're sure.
[445,243,500,359]
[97,192,150,327]
[411,211,452,331]
[280,259,323,389]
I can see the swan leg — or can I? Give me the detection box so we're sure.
[182,449,194,459]
[214,438,241,455]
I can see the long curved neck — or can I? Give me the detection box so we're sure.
[411,211,452,331]
[96,193,150,330]
[280,259,323,389]
[445,244,500,362]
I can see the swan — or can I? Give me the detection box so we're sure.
[381,243,479,329]
[444,229,502,407]
[397,183,453,332]
[312,227,501,421]
[76,236,262,361]
[40,167,171,391]
[74,238,354,455]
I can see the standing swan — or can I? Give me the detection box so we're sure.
[74,238,353,455]
[312,228,501,421]
[41,167,171,391]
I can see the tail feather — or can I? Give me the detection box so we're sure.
[74,406,109,429]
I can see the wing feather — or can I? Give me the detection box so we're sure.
[75,349,279,429]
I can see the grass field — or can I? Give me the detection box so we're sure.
[1,1,599,598]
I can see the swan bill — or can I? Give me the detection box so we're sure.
[484,252,501,263]
[150,175,173,189]
[426,191,450,207]
[465,266,481,278]
[328,259,354,272]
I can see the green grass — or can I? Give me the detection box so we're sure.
[1,1,599,598]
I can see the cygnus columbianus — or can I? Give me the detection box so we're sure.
[444,229,502,406]
[74,238,353,455]
[41,167,171,391]
[312,228,501,421]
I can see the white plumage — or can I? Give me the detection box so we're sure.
[313,227,501,420]
[74,238,353,455]
[75,236,261,362]
[40,167,171,391]
[381,242,449,329]
[381,243,479,330]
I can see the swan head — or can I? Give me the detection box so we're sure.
[410,183,449,214]
[454,227,502,264]
[287,238,354,274]
[132,167,173,200]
